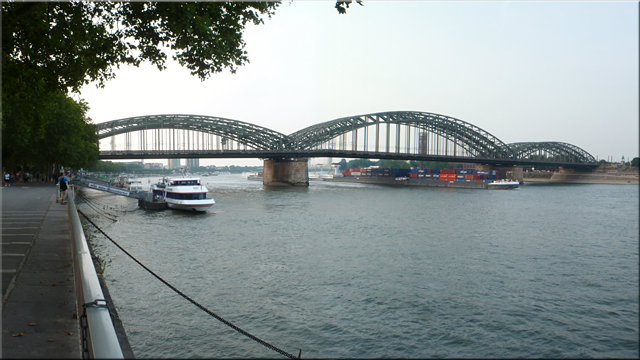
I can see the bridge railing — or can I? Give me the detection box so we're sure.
[68,187,124,359]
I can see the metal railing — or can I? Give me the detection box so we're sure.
[68,185,124,359]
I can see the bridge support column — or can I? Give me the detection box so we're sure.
[476,165,524,182]
[263,158,309,186]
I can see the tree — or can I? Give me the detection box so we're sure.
[376,160,411,169]
[2,1,279,171]
[338,159,348,171]
[2,2,280,93]
[347,159,375,168]
[40,93,99,171]
[2,1,359,171]
[409,161,447,169]
[631,157,639,167]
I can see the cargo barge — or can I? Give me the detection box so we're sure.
[326,167,517,190]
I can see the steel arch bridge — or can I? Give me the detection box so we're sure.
[96,111,597,168]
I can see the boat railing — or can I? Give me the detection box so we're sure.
[68,186,124,359]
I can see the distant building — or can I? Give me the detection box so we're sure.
[168,158,181,170]
[144,162,164,170]
[124,161,144,167]
[186,158,200,168]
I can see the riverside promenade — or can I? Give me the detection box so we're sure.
[1,182,81,357]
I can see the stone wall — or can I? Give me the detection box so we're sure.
[263,158,309,186]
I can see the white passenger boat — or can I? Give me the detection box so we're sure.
[125,178,144,192]
[487,179,520,189]
[152,177,215,212]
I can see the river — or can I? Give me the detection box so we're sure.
[77,175,639,358]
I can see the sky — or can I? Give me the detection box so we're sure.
[78,0,639,167]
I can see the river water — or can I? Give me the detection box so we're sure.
[77,175,639,359]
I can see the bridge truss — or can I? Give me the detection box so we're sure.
[96,111,597,166]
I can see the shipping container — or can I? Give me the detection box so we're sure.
[441,169,456,174]
[410,169,418,173]
[410,173,418,178]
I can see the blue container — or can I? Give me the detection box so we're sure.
[410,169,418,173]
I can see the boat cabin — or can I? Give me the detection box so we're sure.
[168,178,201,186]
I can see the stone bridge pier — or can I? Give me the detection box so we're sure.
[263,158,309,186]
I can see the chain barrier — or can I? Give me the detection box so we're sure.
[78,210,301,359]
[77,194,119,222]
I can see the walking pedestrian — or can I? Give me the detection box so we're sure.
[4,172,9,186]
[58,172,68,204]
[10,172,14,186]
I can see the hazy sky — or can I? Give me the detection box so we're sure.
[78,1,639,167]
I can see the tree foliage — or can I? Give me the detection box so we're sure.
[338,158,348,171]
[347,159,375,168]
[408,161,448,169]
[1,1,359,173]
[2,1,279,172]
[2,1,280,93]
[335,0,364,15]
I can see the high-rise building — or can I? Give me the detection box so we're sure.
[419,132,428,155]
[168,158,181,170]
[186,158,200,169]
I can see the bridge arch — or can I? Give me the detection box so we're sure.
[287,111,515,159]
[507,142,597,163]
[96,114,288,150]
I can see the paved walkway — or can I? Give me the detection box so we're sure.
[1,183,81,358]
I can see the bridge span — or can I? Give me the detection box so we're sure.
[96,111,598,185]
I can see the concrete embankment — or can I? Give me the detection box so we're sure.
[326,177,489,189]
[524,167,639,185]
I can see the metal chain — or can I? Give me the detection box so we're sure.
[78,210,301,359]
[80,310,89,359]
